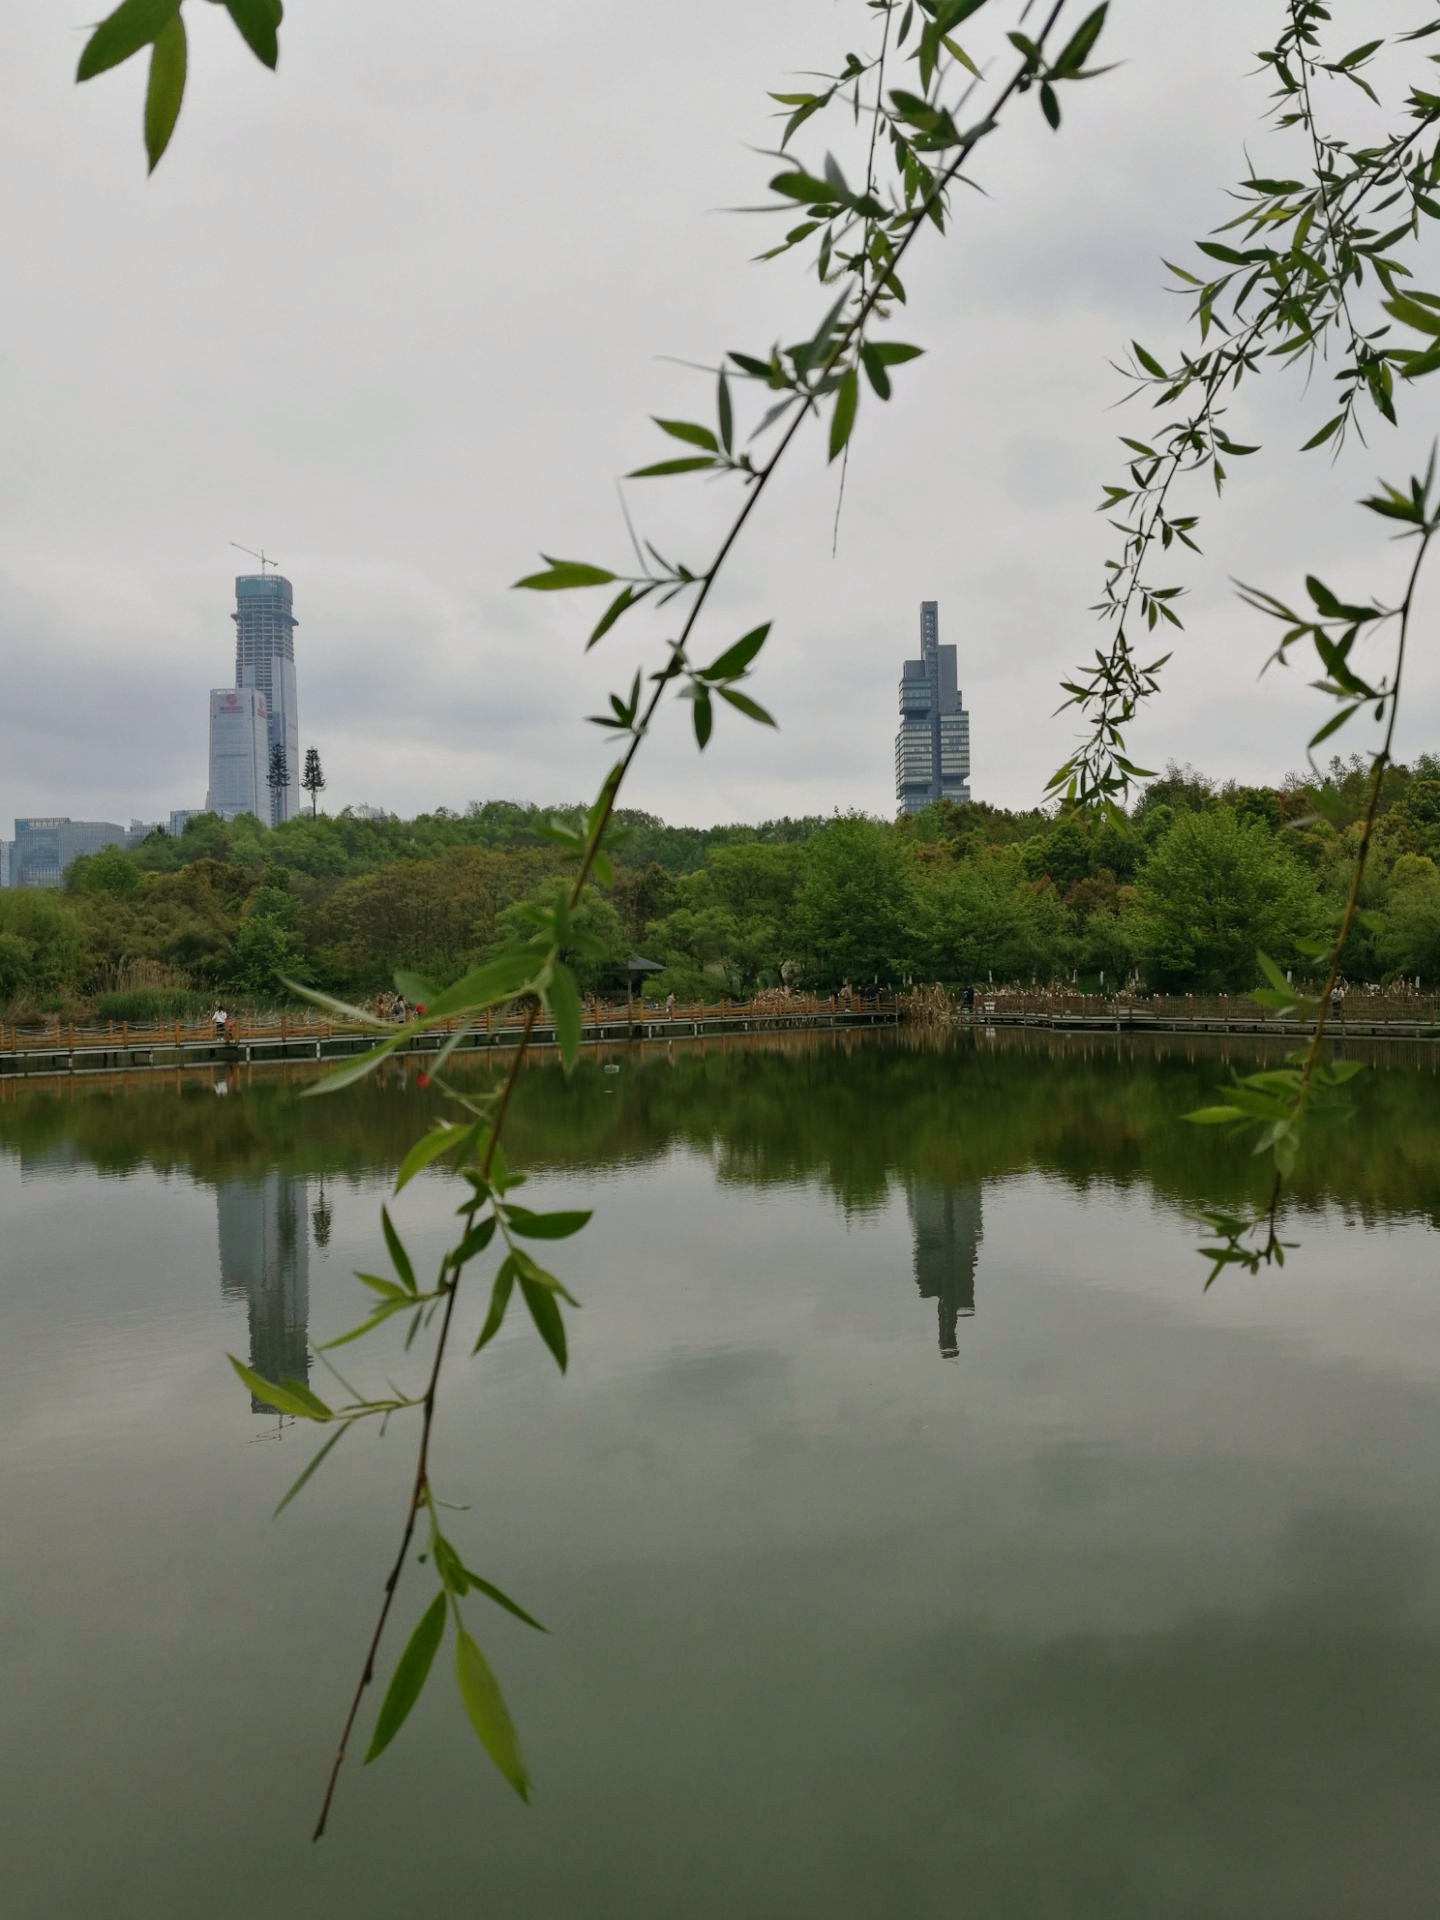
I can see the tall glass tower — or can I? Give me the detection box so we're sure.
[232,574,299,824]
[895,599,970,813]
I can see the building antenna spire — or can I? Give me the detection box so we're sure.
[229,540,280,575]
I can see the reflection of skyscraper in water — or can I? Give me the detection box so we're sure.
[905,1180,982,1358]
[218,1172,310,1412]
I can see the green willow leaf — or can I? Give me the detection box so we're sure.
[702,623,770,681]
[828,368,858,463]
[869,342,924,367]
[654,418,719,451]
[355,1273,410,1303]
[770,169,836,202]
[382,1206,417,1294]
[1300,414,1344,450]
[1382,292,1440,335]
[278,977,390,1029]
[503,1207,593,1241]
[421,948,541,1020]
[462,1571,548,1634]
[455,1631,531,1801]
[586,583,647,652]
[510,1248,577,1307]
[1397,339,1440,379]
[77,0,177,81]
[274,1421,350,1517]
[1051,3,1109,77]
[717,685,777,727]
[143,10,186,171]
[512,560,616,591]
[227,1355,331,1420]
[365,1593,447,1764]
[860,344,892,400]
[301,1034,407,1097]
[544,962,582,1070]
[453,1216,498,1263]
[395,1124,478,1193]
[692,684,714,749]
[223,0,283,69]
[473,1260,517,1354]
[627,456,717,478]
[717,371,733,453]
[435,1531,549,1633]
[1255,951,1290,995]
[519,1278,568,1372]
[317,1303,405,1350]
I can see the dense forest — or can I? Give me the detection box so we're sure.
[3,755,1439,1020]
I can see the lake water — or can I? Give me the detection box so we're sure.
[3,1028,1439,1918]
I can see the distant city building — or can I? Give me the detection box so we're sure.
[126,819,162,847]
[11,816,127,888]
[168,808,204,837]
[232,573,300,824]
[0,839,10,888]
[895,599,970,814]
[206,688,270,821]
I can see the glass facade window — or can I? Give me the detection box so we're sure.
[11,817,127,888]
[206,688,270,821]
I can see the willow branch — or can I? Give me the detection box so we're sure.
[1259,516,1434,1249]
[314,0,1078,1837]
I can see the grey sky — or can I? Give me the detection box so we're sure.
[3,0,1437,831]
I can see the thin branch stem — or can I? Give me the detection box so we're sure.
[833,0,897,557]
[313,0,1077,1837]
[312,1005,539,1839]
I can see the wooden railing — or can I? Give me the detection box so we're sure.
[965,988,1440,1025]
[0,994,897,1054]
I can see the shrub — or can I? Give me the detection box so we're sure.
[92,988,211,1023]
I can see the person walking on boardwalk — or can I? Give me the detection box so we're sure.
[1330,981,1345,1025]
[212,1004,227,1040]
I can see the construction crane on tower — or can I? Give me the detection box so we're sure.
[229,541,281,575]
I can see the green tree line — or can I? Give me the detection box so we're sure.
[3,754,1439,1019]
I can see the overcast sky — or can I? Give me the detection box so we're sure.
[3,0,1437,831]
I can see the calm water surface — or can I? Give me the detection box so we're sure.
[2,1029,1439,1918]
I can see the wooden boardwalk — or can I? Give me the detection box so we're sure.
[0,998,900,1079]
[973,1001,1440,1041]
[4,993,1438,1079]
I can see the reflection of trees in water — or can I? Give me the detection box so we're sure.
[905,1179,982,1358]
[312,1175,333,1249]
[217,1171,311,1414]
